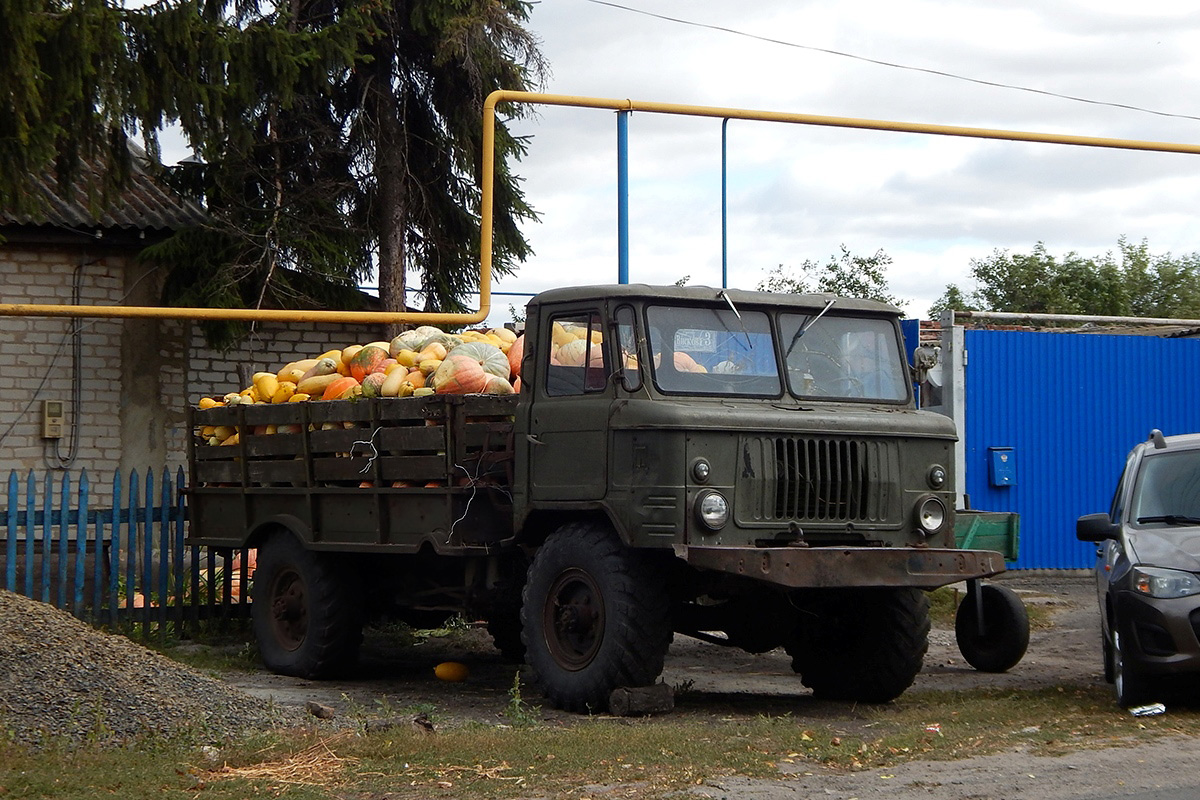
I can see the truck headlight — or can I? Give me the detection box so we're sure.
[1133,566,1200,598]
[914,495,946,536]
[695,490,729,530]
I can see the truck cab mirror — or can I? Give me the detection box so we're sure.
[1076,512,1119,542]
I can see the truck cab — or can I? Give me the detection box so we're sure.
[514,285,990,584]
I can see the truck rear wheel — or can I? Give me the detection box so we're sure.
[521,522,671,712]
[251,532,363,678]
[787,587,930,703]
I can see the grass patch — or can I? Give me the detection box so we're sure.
[6,684,1200,799]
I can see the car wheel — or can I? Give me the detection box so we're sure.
[1102,626,1115,684]
[1113,629,1151,708]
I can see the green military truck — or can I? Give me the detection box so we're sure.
[187,284,1023,711]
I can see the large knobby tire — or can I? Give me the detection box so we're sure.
[251,533,363,679]
[487,603,527,664]
[521,522,672,712]
[786,588,930,703]
[955,583,1030,673]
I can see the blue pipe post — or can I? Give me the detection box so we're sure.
[721,118,729,289]
[617,110,630,284]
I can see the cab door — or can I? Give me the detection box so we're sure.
[525,309,611,501]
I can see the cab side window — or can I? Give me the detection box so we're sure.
[546,312,608,396]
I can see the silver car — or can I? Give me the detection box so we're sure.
[1077,429,1200,707]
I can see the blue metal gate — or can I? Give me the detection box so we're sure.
[961,330,1200,569]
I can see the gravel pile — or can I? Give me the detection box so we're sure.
[0,590,310,748]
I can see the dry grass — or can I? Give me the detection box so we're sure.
[208,732,359,789]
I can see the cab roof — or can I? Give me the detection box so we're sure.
[526,284,904,316]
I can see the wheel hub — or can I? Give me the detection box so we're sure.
[269,568,308,651]
[544,568,605,670]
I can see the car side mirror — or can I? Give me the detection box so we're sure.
[1076,512,1119,542]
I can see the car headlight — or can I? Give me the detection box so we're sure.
[927,464,947,490]
[914,495,946,536]
[695,490,729,530]
[1133,566,1200,598]
[692,458,711,483]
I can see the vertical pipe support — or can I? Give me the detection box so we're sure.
[721,117,729,289]
[940,310,969,509]
[617,109,630,284]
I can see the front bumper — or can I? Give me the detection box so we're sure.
[1114,589,1200,675]
[679,545,1006,590]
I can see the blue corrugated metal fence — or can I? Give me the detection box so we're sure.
[962,330,1200,569]
[1,467,251,639]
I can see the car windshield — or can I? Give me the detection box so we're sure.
[1130,450,1200,525]
[778,313,909,401]
[646,305,781,396]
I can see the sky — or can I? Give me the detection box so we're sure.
[474,0,1200,323]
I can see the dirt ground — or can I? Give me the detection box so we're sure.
[221,572,1107,724]
[219,572,1200,799]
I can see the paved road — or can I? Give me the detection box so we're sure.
[690,737,1200,800]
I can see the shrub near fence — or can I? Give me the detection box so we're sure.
[1,467,252,641]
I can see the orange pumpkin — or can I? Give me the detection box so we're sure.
[349,345,389,381]
[322,375,361,401]
[432,355,489,394]
[507,334,525,378]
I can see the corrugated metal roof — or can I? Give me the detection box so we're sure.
[0,146,206,232]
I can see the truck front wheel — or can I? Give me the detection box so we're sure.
[786,587,930,703]
[251,532,363,679]
[521,522,671,712]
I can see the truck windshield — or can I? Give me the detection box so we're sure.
[1131,450,1200,526]
[646,306,781,396]
[778,313,909,401]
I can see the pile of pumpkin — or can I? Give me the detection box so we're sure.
[198,325,524,415]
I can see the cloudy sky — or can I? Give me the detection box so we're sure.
[476,0,1200,323]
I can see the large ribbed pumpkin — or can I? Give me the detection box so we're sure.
[432,355,489,394]
[450,341,511,380]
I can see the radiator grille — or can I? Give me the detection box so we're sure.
[737,436,895,523]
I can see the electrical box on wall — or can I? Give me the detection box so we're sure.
[42,400,65,439]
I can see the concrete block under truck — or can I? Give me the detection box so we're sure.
[187,284,1028,712]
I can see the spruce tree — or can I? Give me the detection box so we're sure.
[0,0,545,344]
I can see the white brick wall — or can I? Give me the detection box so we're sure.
[2,241,387,509]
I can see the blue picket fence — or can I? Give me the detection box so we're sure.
[1,467,251,640]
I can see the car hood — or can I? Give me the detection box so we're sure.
[1128,527,1200,572]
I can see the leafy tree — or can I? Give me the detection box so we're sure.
[0,0,546,345]
[758,245,907,309]
[927,284,975,318]
[933,238,1200,319]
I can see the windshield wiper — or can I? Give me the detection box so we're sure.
[1137,514,1200,525]
[717,290,753,351]
[785,297,836,359]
